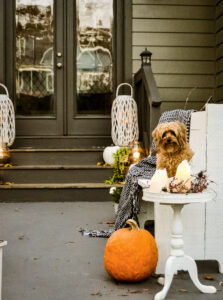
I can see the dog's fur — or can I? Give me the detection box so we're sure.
[152,121,194,178]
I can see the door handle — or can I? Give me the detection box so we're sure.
[57,63,63,69]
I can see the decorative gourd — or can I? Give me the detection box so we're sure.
[104,219,158,282]
[103,146,120,165]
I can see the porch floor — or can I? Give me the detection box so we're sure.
[0,202,222,300]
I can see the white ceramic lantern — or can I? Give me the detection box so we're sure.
[111,83,139,146]
[0,84,15,146]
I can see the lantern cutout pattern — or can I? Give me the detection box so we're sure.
[0,84,15,146]
[111,83,139,147]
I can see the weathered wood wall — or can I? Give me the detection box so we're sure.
[132,0,216,113]
[216,0,223,102]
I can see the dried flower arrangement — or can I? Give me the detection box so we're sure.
[167,171,211,194]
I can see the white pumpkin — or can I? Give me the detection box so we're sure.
[103,146,120,165]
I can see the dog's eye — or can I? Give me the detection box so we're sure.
[170,131,176,137]
[162,132,166,138]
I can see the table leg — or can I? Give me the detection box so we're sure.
[186,255,216,293]
[154,256,177,300]
[154,204,216,300]
[155,204,184,300]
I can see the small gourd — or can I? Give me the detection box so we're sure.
[104,219,158,282]
[103,146,120,165]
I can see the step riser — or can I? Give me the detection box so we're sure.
[1,169,113,184]
[10,152,104,165]
[0,188,112,202]
[13,137,112,149]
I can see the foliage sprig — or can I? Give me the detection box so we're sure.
[105,147,130,185]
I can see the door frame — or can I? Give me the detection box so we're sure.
[0,0,132,137]
[66,0,132,136]
[0,0,5,85]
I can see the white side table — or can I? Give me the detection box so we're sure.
[0,241,7,300]
[142,189,217,300]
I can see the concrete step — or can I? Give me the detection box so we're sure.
[0,165,113,184]
[9,149,105,166]
[0,183,122,202]
[13,136,112,149]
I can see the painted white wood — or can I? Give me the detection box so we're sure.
[142,192,216,300]
[0,241,7,300]
[143,189,215,204]
[139,105,223,274]
[139,110,208,273]
[154,203,171,274]
[138,200,154,228]
[0,248,2,300]
[138,179,154,227]
[190,111,207,174]
[154,202,206,273]
[205,104,223,272]
[154,110,209,274]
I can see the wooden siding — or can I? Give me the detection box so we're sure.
[216,0,223,102]
[132,0,216,113]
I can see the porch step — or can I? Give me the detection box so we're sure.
[0,183,122,202]
[2,146,119,202]
[0,165,113,184]
[13,136,112,149]
[9,148,105,165]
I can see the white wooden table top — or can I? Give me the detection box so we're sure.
[0,241,7,247]
[142,189,216,204]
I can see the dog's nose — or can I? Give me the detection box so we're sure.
[167,138,171,143]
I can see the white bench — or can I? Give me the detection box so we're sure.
[139,104,223,274]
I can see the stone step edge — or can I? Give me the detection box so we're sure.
[0,165,112,170]
[15,135,111,139]
[9,148,105,152]
[0,183,123,189]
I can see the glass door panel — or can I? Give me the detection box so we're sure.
[15,0,54,116]
[9,0,64,136]
[66,0,114,135]
[76,0,113,115]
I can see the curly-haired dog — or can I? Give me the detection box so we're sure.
[152,121,194,178]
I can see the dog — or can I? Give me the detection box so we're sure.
[152,121,194,178]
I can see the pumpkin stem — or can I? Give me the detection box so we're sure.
[126,219,140,231]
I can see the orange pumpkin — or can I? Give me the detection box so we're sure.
[104,219,158,282]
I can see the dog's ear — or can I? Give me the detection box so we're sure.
[152,125,161,152]
[176,121,187,148]
[152,126,159,142]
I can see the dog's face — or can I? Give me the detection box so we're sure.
[152,121,187,154]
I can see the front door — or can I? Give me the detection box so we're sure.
[4,0,130,137]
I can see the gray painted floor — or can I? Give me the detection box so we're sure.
[0,202,222,300]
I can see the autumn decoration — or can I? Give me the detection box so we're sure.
[168,170,210,194]
[104,219,158,282]
[104,147,130,185]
